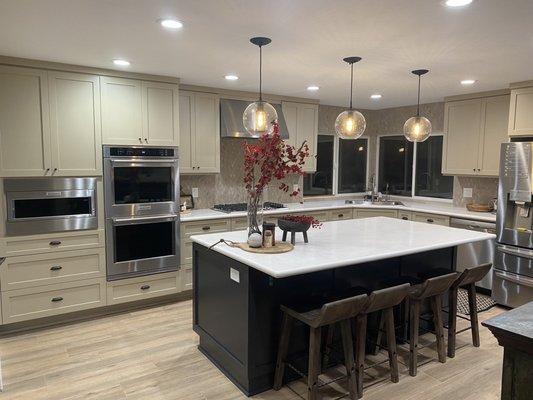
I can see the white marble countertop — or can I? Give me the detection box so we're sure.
[180,198,496,223]
[191,217,496,278]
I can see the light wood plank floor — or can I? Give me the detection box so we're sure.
[0,299,504,400]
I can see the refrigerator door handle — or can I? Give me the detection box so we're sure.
[497,244,533,260]
[494,270,533,288]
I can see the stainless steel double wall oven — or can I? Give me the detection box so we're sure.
[103,146,180,280]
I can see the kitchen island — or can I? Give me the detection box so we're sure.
[191,217,495,395]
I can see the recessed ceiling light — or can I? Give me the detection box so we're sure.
[370,94,382,99]
[113,59,130,67]
[224,74,239,81]
[445,0,473,7]
[160,19,183,29]
[307,85,320,91]
[461,79,476,85]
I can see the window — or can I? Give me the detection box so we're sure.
[303,135,368,196]
[378,135,453,199]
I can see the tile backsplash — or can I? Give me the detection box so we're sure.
[453,176,498,207]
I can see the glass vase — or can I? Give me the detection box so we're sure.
[247,190,264,239]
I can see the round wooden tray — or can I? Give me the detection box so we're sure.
[466,203,494,212]
[236,242,294,254]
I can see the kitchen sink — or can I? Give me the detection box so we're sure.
[344,199,404,206]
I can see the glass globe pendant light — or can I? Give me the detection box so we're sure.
[243,37,277,136]
[404,69,432,142]
[335,56,366,139]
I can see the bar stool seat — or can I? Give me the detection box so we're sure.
[273,293,370,400]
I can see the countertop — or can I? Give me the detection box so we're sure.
[180,198,496,223]
[191,217,496,278]
[482,301,533,341]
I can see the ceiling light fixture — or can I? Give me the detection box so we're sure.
[160,19,183,29]
[370,94,382,99]
[307,85,319,91]
[445,0,473,7]
[335,56,366,140]
[242,37,277,136]
[225,74,239,81]
[113,59,130,67]
[461,79,476,85]
[403,69,432,142]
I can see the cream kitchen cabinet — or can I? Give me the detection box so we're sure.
[0,66,102,177]
[508,86,533,136]
[0,66,51,177]
[282,101,318,172]
[442,94,509,176]
[101,77,179,146]
[179,91,220,173]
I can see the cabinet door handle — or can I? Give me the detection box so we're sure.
[50,265,62,271]
[202,226,211,231]
[402,216,408,220]
[144,138,148,143]
[138,137,142,143]
[51,297,63,302]
[338,214,344,218]
[427,219,434,223]
[197,166,200,170]
[49,240,62,246]
[140,285,150,290]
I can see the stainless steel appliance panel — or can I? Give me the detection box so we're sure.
[494,244,533,277]
[106,214,180,280]
[4,178,97,236]
[492,269,533,309]
[450,218,495,290]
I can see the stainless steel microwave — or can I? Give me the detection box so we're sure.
[4,177,97,236]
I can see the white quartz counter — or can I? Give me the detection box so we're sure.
[180,198,496,223]
[191,217,496,278]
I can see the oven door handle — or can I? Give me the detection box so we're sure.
[497,245,533,260]
[110,159,177,166]
[494,270,533,288]
[111,214,178,225]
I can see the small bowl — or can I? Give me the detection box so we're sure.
[278,218,311,232]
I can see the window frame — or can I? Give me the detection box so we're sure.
[375,132,453,203]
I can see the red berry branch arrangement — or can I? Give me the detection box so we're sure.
[281,214,323,229]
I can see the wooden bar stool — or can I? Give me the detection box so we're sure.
[273,293,369,400]
[447,263,492,358]
[354,283,411,398]
[407,273,458,376]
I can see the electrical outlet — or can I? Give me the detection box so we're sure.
[463,187,473,198]
[192,187,199,198]
[293,184,299,193]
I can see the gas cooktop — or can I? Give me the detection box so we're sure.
[212,202,286,213]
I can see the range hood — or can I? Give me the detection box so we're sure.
[220,98,289,139]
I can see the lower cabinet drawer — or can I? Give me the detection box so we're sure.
[328,209,353,220]
[355,210,398,219]
[181,219,231,238]
[231,217,248,231]
[398,211,413,221]
[1,278,106,324]
[1,249,106,291]
[412,212,450,226]
[181,265,193,291]
[106,272,179,305]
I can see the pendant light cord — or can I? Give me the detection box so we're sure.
[259,45,263,101]
[417,74,421,116]
[349,63,354,109]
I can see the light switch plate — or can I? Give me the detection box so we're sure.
[230,268,240,283]
[192,187,199,198]
[463,187,473,198]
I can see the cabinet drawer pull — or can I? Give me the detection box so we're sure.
[50,265,62,271]
[402,216,408,220]
[140,285,150,290]
[427,219,434,223]
[49,240,62,246]
[338,214,344,218]
[202,226,211,231]
[51,296,63,302]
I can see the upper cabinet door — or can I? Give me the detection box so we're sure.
[296,103,318,173]
[442,99,482,175]
[142,81,179,146]
[478,95,510,176]
[0,66,52,177]
[193,92,220,173]
[48,72,102,176]
[281,101,298,148]
[508,87,533,136]
[100,76,143,145]
[178,91,194,173]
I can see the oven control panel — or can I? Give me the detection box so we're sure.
[108,147,176,158]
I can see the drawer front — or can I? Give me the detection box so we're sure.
[328,209,353,221]
[398,211,412,221]
[412,212,450,226]
[355,210,398,219]
[107,272,179,305]
[0,230,104,257]
[181,266,193,291]
[231,217,248,231]
[1,249,105,291]
[180,239,193,265]
[181,219,230,238]
[1,278,106,324]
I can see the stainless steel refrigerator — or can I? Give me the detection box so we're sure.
[493,142,533,307]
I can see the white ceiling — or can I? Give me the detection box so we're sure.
[0,0,532,109]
